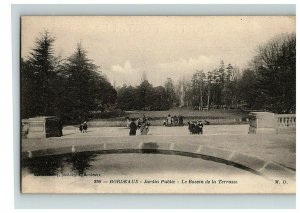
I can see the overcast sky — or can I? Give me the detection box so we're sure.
[21,16,295,87]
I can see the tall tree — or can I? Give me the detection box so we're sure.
[59,44,116,122]
[22,30,58,117]
[253,33,296,113]
[191,70,206,110]
[164,78,178,107]
[239,68,258,109]
[136,80,154,110]
[21,58,35,118]
[223,64,241,108]
[205,71,215,110]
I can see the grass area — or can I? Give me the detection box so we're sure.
[125,109,249,120]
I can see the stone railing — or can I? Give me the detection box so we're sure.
[276,114,296,128]
[249,112,296,134]
[275,114,296,134]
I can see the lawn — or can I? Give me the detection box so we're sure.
[125,109,249,120]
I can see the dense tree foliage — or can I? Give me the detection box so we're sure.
[21,31,116,123]
[56,44,117,122]
[117,81,171,111]
[116,85,138,110]
[252,33,296,113]
[21,31,58,117]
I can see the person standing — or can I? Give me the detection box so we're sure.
[173,116,178,125]
[137,118,142,129]
[187,121,192,134]
[178,116,183,126]
[129,119,138,136]
[198,120,204,134]
[79,123,83,133]
[167,114,172,126]
[140,122,149,135]
[191,121,197,134]
[82,121,88,133]
[126,117,130,128]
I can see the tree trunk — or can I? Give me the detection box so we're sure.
[200,89,203,110]
[207,90,210,110]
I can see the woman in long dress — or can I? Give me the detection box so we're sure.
[140,122,149,135]
[129,119,138,136]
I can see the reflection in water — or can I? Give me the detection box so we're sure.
[66,152,96,175]
[22,152,266,178]
[23,152,96,176]
[23,155,64,176]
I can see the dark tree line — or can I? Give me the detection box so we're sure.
[116,80,171,111]
[21,31,117,123]
[178,62,242,110]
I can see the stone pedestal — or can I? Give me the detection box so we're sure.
[248,112,277,134]
[26,116,63,138]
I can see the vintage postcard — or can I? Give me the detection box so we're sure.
[21,16,295,193]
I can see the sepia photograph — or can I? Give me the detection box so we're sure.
[20,16,295,193]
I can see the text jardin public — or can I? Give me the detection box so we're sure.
[106,179,238,184]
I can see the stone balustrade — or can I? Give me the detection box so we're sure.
[249,112,296,134]
[275,114,296,134]
[276,114,296,128]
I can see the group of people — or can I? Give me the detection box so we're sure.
[79,115,207,136]
[79,121,88,133]
[187,121,204,134]
[163,114,184,127]
[127,115,150,136]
